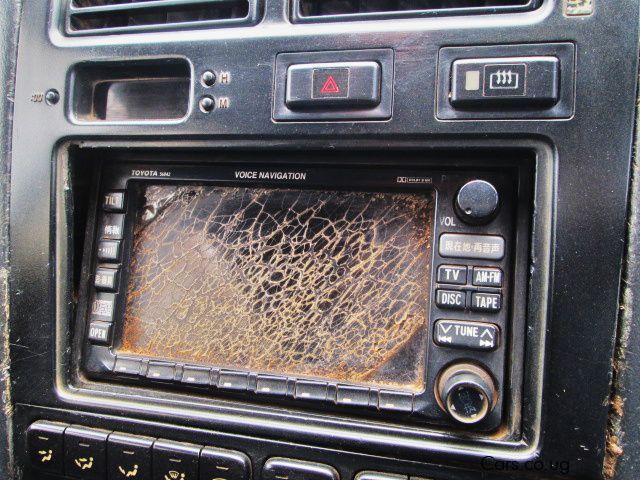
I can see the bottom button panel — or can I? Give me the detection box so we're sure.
[152,439,201,480]
[108,432,154,480]
[355,472,408,480]
[65,426,110,480]
[27,421,67,474]
[200,446,251,480]
[263,457,340,480]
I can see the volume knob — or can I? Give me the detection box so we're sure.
[436,363,498,424]
[455,180,499,224]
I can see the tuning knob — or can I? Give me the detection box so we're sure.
[436,363,498,424]
[455,180,499,225]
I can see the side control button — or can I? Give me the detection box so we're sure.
[262,457,340,480]
[256,375,288,396]
[152,439,201,480]
[434,320,499,351]
[100,214,126,240]
[336,386,370,407]
[378,391,413,412]
[435,289,466,310]
[472,267,503,287]
[200,446,251,480]
[103,191,126,212]
[439,233,505,260]
[294,381,328,401]
[97,240,121,262]
[88,321,113,345]
[113,357,143,376]
[107,432,154,480]
[27,421,67,474]
[95,267,120,291]
[471,292,502,312]
[146,362,176,382]
[64,425,110,480]
[181,366,212,386]
[89,292,116,323]
[217,371,249,391]
[355,472,408,480]
[436,265,467,285]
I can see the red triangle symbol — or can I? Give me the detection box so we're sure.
[320,75,341,94]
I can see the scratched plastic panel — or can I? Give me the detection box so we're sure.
[119,185,434,392]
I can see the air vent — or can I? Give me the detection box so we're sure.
[66,0,260,35]
[294,0,540,23]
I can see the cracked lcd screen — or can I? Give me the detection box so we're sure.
[118,184,434,392]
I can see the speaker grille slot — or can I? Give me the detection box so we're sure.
[67,0,258,35]
[295,0,540,22]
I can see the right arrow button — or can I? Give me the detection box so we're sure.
[434,319,500,351]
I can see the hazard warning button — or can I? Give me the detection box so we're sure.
[286,61,381,109]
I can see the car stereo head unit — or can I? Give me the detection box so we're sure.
[78,161,527,431]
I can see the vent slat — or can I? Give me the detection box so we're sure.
[67,0,256,35]
[70,0,238,15]
[295,0,539,22]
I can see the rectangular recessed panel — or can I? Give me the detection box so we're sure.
[296,0,539,22]
[68,0,255,35]
[118,185,434,392]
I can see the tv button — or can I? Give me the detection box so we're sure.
[436,265,467,285]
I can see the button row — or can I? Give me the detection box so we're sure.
[89,191,127,346]
[28,421,411,480]
[436,289,502,313]
[437,265,502,287]
[28,421,251,480]
[112,358,415,413]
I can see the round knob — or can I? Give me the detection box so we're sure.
[436,363,497,424]
[455,180,499,224]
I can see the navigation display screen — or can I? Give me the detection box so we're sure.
[118,184,434,392]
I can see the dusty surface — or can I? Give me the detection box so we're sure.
[120,184,433,391]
